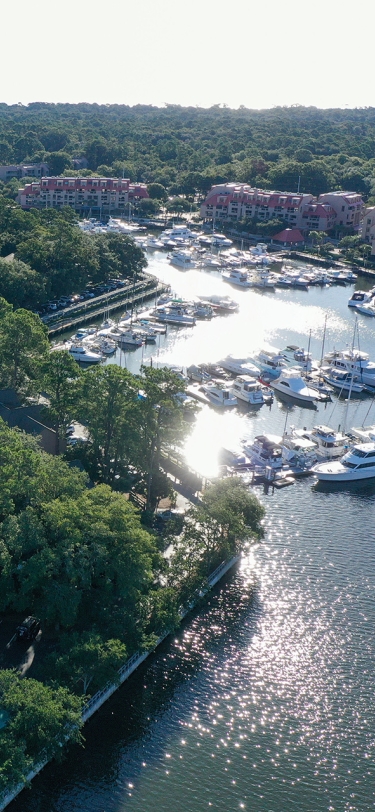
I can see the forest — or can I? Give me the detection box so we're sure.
[0,297,265,794]
[1,103,375,201]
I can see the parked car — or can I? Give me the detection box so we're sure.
[16,616,40,642]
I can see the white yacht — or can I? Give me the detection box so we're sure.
[211,233,233,247]
[292,425,348,460]
[219,356,260,378]
[324,348,375,388]
[69,345,102,364]
[160,225,196,243]
[282,344,314,372]
[348,289,374,308]
[349,424,375,442]
[272,368,319,404]
[281,435,318,468]
[356,302,375,317]
[117,330,144,347]
[313,442,375,482]
[256,348,287,379]
[198,295,238,313]
[153,305,196,326]
[243,434,284,470]
[230,376,267,405]
[222,268,251,288]
[168,250,196,269]
[322,368,365,394]
[201,382,237,408]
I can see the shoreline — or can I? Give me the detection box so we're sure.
[0,554,240,811]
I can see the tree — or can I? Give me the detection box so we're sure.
[48,631,127,695]
[77,365,139,484]
[170,478,264,594]
[40,350,82,453]
[0,307,49,394]
[0,257,47,309]
[135,367,188,512]
[46,151,72,175]
[148,183,168,201]
[137,198,161,215]
[0,670,82,793]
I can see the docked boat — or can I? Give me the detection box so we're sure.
[296,424,348,460]
[243,434,284,470]
[324,348,375,388]
[349,424,375,442]
[356,302,375,317]
[313,442,375,482]
[201,382,237,408]
[281,434,318,468]
[168,249,196,269]
[219,356,260,377]
[272,368,319,404]
[256,348,287,379]
[230,375,268,405]
[222,268,252,288]
[153,305,196,326]
[210,233,233,247]
[282,344,314,372]
[198,295,238,313]
[192,303,213,319]
[160,225,197,243]
[322,368,366,394]
[117,330,144,347]
[69,344,102,364]
[348,289,374,308]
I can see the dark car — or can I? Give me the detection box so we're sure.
[16,616,40,642]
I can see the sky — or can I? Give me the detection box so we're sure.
[1,0,374,110]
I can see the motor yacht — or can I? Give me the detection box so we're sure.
[356,302,375,317]
[348,289,374,308]
[219,356,260,377]
[322,368,366,394]
[200,253,223,269]
[293,425,348,460]
[210,233,233,247]
[117,330,144,347]
[282,344,314,372]
[324,348,375,388]
[201,382,237,408]
[153,305,196,326]
[160,225,197,242]
[256,348,287,379]
[69,344,102,364]
[222,268,252,288]
[349,424,375,442]
[198,295,238,313]
[243,434,284,470]
[192,303,213,319]
[230,376,268,405]
[281,435,318,468]
[313,442,375,482]
[168,250,196,269]
[272,368,319,404]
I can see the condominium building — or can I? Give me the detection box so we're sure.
[200,183,364,233]
[0,162,49,182]
[318,191,363,228]
[361,207,375,256]
[200,183,314,227]
[17,177,149,213]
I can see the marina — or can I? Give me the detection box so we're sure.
[19,239,375,812]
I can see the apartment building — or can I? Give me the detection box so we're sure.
[200,183,314,227]
[17,177,149,213]
[361,206,375,256]
[0,162,49,182]
[318,191,363,228]
[200,183,364,233]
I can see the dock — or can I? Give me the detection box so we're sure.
[45,276,169,336]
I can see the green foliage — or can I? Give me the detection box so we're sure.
[170,478,264,601]
[0,669,82,792]
[0,258,46,309]
[0,305,49,394]
[45,631,127,695]
[40,350,82,452]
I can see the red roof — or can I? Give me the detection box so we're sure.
[273,228,304,243]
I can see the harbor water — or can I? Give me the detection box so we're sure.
[11,254,375,812]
